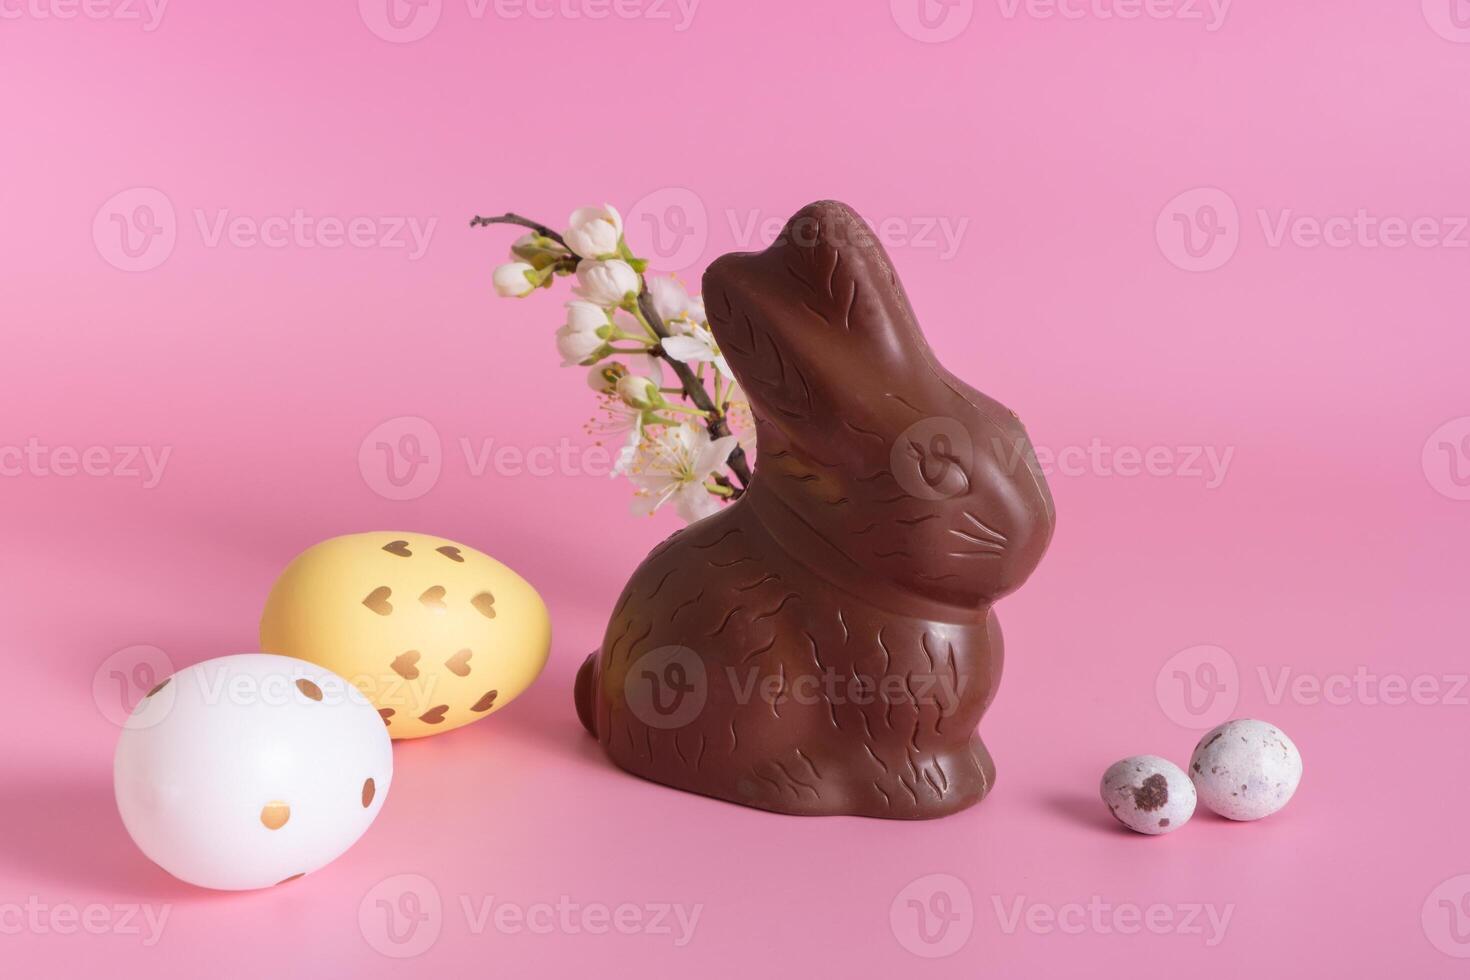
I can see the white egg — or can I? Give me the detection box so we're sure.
[1188,719,1302,821]
[1099,755,1196,835]
[113,653,392,890]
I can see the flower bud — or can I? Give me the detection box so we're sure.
[574,259,640,308]
[564,204,624,260]
[511,233,569,270]
[615,374,661,409]
[493,261,540,298]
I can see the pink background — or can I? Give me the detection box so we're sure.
[4,0,1470,975]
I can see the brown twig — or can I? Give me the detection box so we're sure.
[637,291,753,493]
[470,213,570,249]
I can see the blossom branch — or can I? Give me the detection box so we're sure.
[476,203,754,522]
[636,290,752,492]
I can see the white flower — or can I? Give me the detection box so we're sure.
[661,323,734,381]
[555,302,609,365]
[565,204,624,260]
[646,275,700,324]
[574,259,640,308]
[493,261,538,298]
[628,423,737,523]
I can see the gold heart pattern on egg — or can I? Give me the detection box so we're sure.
[259,532,551,739]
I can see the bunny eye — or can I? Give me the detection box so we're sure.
[436,546,465,563]
[382,540,412,557]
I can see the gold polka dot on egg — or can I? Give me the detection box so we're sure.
[259,532,551,739]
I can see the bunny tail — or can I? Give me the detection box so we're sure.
[574,652,598,737]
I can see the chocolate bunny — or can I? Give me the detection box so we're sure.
[574,201,1055,818]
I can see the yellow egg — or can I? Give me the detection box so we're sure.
[259,532,550,739]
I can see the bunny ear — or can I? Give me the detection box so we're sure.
[703,201,931,427]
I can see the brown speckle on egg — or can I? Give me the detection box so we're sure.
[1131,773,1169,812]
[295,678,323,701]
[362,778,376,808]
[261,802,291,830]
